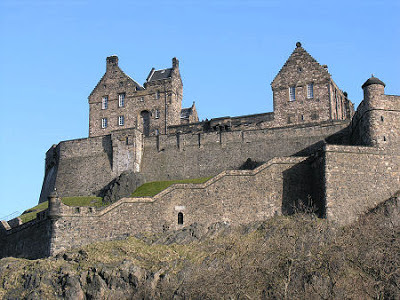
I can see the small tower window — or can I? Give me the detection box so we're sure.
[118,115,124,126]
[307,83,314,99]
[140,97,144,102]
[102,96,108,109]
[155,129,159,136]
[101,118,108,129]
[118,93,125,107]
[155,91,160,100]
[178,212,183,225]
[289,86,296,101]
[155,109,160,119]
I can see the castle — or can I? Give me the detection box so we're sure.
[1,42,399,259]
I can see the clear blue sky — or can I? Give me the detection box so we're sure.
[0,0,399,219]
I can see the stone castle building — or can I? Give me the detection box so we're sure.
[1,43,399,259]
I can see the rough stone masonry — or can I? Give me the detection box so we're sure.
[1,42,399,259]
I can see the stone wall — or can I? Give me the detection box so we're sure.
[39,135,114,202]
[141,120,349,182]
[0,215,52,259]
[40,119,349,203]
[323,144,400,225]
[47,156,313,255]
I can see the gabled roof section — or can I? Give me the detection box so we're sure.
[146,68,173,83]
[271,42,331,89]
[181,102,196,120]
[88,56,144,99]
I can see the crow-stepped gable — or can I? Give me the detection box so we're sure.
[1,43,399,259]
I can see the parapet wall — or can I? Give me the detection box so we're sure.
[141,120,349,181]
[48,156,313,255]
[323,144,400,225]
[39,135,114,202]
[0,214,52,259]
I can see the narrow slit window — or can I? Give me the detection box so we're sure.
[307,83,314,99]
[118,93,125,107]
[102,96,108,109]
[289,86,296,101]
[178,212,183,225]
[101,118,108,129]
[118,115,124,126]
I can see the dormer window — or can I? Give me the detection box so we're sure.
[289,86,296,101]
[118,93,125,107]
[307,83,314,99]
[102,96,108,109]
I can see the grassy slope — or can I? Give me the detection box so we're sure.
[18,176,212,224]
[19,196,102,224]
[130,177,212,197]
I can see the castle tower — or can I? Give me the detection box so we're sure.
[271,42,353,126]
[360,76,387,147]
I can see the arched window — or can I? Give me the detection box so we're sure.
[178,212,183,225]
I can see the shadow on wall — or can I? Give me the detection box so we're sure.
[102,135,113,169]
[281,159,322,216]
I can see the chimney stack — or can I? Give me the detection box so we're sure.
[106,55,119,71]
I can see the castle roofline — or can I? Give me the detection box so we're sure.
[362,76,386,89]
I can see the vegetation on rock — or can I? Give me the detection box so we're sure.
[4,198,399,299]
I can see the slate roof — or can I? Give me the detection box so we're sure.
[181,107,193,119]
[147,68,173,82]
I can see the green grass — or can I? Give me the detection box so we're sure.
[61,196,103,207]
[18,196,103,224]
[131,177,213,198]
[19,202,49,224]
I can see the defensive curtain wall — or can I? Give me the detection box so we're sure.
[39,119,350,203]
[1,156,313,258]
[4,140,400,259]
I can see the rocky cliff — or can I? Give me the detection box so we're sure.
[0,197,399,299]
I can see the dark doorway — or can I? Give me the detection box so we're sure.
[140,110,151,136]
[178,212,183,225]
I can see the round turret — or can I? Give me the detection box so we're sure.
[48,189,61,219]
[362,76,385,101]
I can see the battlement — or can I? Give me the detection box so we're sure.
[2,43,399,259]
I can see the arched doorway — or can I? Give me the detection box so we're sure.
[140,110,151,136]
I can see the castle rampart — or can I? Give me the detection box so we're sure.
[2,44,399,260]
[40,156,313,256]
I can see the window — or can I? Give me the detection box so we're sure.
[118,116,124,126]
[289,86,296,101]
[102,96,108,109]
[155,109,160,119]
[155,129,159,136]
[140,97,144,102]
[307,83,314,99]
[178,212,183,225]
[118,93,125,107]
[155,90,160,99]
[101,118,108,128]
